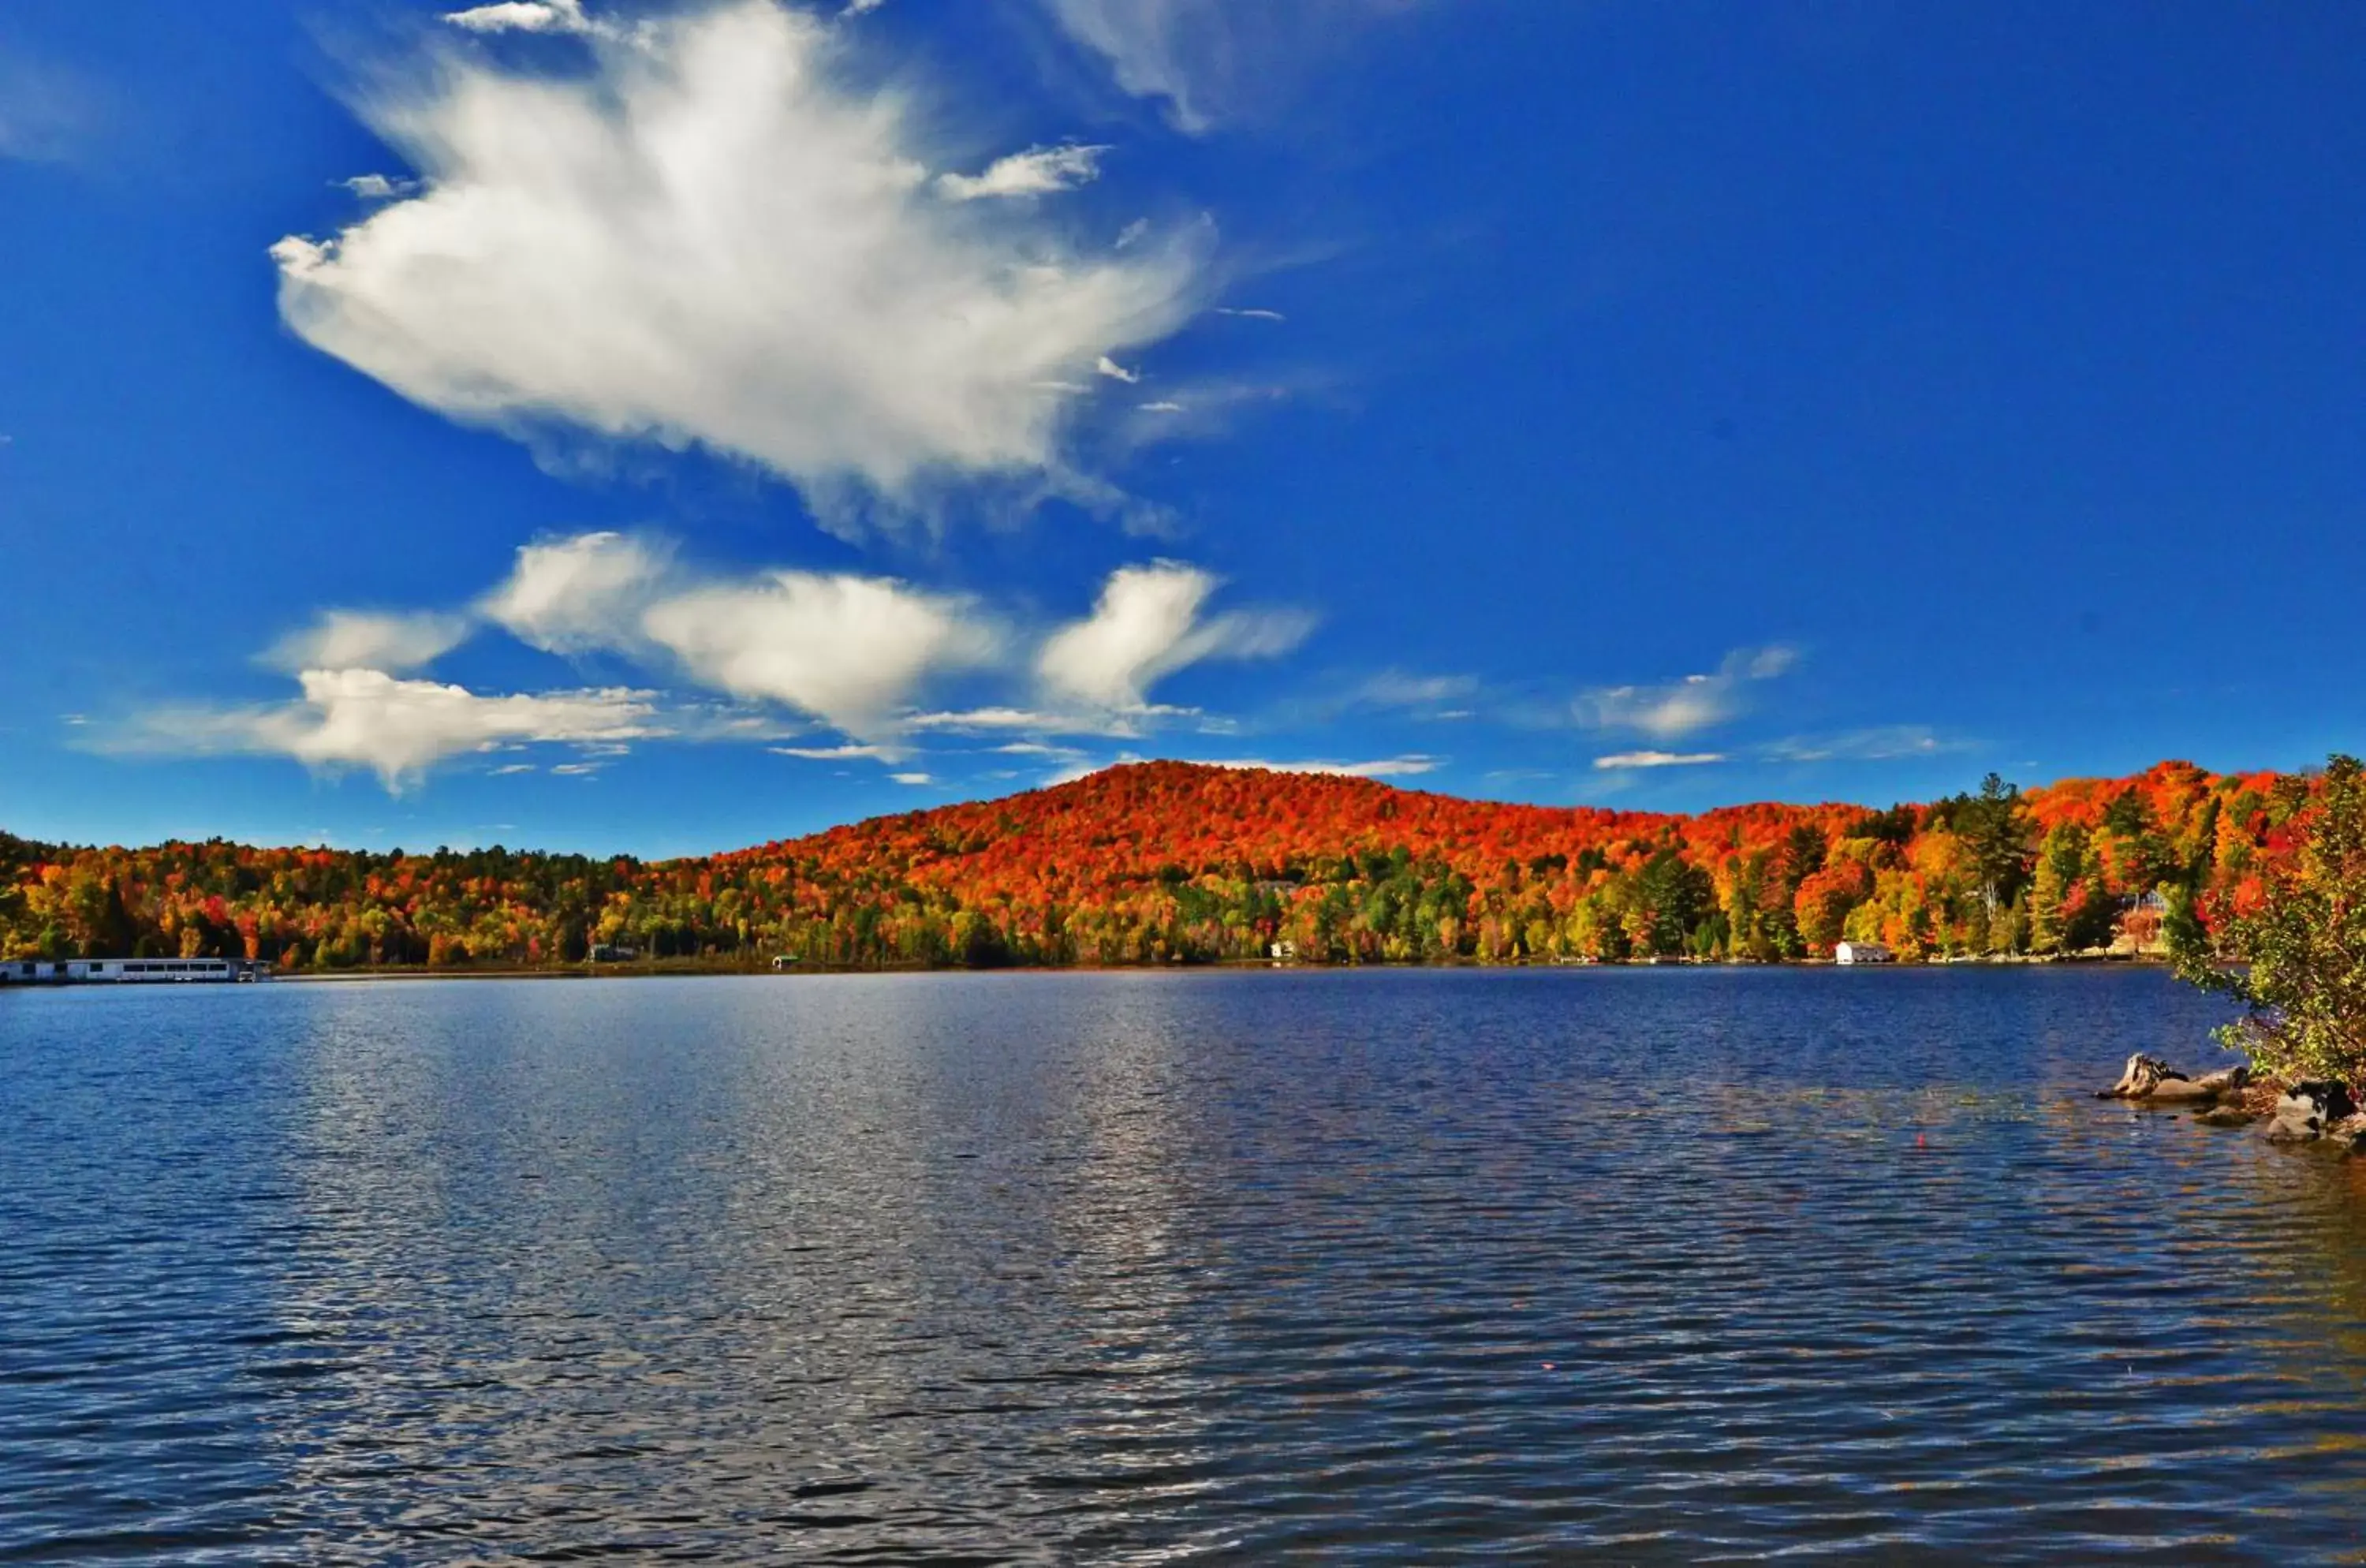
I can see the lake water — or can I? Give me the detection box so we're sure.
[4,969,2365,1563]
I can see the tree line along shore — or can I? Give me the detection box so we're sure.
[0,757,2304,976]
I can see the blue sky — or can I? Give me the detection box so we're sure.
[2,0,2360,857]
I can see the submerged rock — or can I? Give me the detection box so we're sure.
[2195,1104,2262,1129]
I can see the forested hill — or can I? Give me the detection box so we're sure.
[0,759,2307,970]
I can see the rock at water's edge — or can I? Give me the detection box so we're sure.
[2268,1081,2360,1143]
[2097,1054,2246,1104]
[2099,1053,2186,1099]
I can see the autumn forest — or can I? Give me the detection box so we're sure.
[0,760,2316,973]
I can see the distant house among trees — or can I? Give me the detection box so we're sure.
[2114,890,2171,955]
[1834,941,1894,965]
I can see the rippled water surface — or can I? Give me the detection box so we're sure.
[5,969,2366,1563]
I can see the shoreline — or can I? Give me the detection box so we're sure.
[262,952,2173,983]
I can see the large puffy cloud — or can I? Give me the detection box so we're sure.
[272,1,1207,507]
[480,532,999,736]
[642,573,998,737]
[125,670,661,790]
[263,609,472,674]
[480,532,670,655]
[480,537,1302,737]
[124,536,1321,790]
[1036,560,1311,711]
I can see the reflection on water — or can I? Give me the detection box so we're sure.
[4,969,2365,1562]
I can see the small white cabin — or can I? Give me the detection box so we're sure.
[1834,941,1894,966]
[1269,940,1297,962]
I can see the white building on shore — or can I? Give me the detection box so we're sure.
[1833,941,1894,965]
[3,958,269,985]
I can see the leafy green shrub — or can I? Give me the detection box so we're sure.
[2175,755,2366,1090]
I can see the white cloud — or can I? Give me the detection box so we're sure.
[0,45,97,162]
[1356,671,1478,709]
[1096,354,1141,383]
[486,536,1304,738]
[904,701,1199,740]
[1761,726,1961,764]
[1040,0,1416,133]
[1593,750,1727,770]
[934,143,1106,201]
[1575,644,1797,741]
[1215,306,1285,321]
[1138,400,1184,413]
[337,173,422,200]
[1195,756,1437,778]
[121,670,661,790]
[1037,562,1312,711]
[890,771,934,786]
[264,609,472,674]
[442,0,598,35]
[772,742,898,761]
[905,706,1074,734]
[274,2,1208,510]
[641,572,998,737]
[481,532,670,655]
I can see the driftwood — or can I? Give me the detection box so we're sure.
[2097,1053,2248,1103]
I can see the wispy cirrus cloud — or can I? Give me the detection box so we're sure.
[1040,0,1421,133]
[1037,752,1439,789]
[0,42,99,162]
[1196,755,1437,778]
[1575,644,1797,741]
[276,1,1210,516]
[1593,750,1726,771]
[934,143,1106,201]
[1761,726,1965,764]
[1352,670,1478,716]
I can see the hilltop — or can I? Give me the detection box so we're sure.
[0,759,2304,970]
